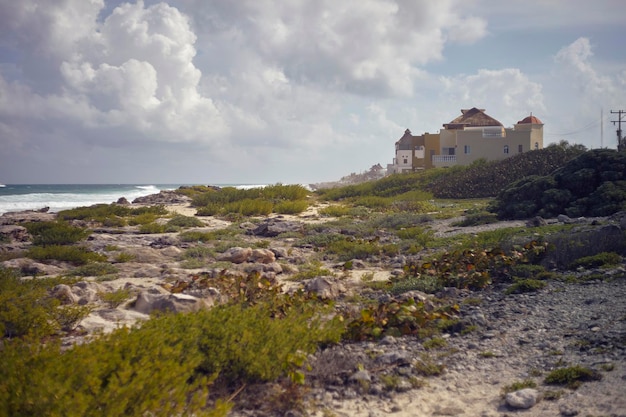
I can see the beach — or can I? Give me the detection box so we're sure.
[1,192,625,416]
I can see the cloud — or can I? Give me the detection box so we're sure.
[181,0,487,97]
[439,68,545,125]
[0,1,620,184]
[554,37,613,101]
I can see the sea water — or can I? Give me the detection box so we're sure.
[0,184,272,215]
[0,184,179,215]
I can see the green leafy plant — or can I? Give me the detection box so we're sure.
[99,288,131,308]
[24,221,90,246]
[344,298,459,341]
[26,245,107,265]
[505,278,547,295]
[69,262,118,277]
[502,379,537,394]
[544,365,602,389]
[568,252,623,270]
[167,214,204,228]
[274,200,309,214]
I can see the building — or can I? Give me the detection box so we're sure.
[388,107,544,173]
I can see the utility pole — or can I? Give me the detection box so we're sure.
[610,110,626,151]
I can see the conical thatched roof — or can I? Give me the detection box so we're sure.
[443,107,503,130]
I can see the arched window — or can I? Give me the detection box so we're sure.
[503,145,509,154]
[534,142,539,150]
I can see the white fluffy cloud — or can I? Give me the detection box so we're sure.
[439,68,545,126]
[0,0,622,183]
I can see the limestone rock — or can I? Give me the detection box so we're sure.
[526,216,547,227]
[304,277,346,299]
[72,281,107,305]
[132,190,191,205]
[0,225,29,242]
[0,210,55,225]
[134,289,214,314]
[1,258,65,276]
[250,248,275,263]
[505,388,540,409]
[218,247,252,264]
[51,284,79,305]
[271,247,289,259]
[250,219,304,237]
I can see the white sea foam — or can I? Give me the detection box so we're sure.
[0,185,170,215]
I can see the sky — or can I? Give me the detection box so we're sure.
[0,0,625,185]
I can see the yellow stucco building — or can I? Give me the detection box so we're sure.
[388,107,544,173]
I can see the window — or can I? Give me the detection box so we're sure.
[403,158,408,164]
[503,145,509,154]
[534,142,539,150]
[464,145,471,154]
[518,144,523,153]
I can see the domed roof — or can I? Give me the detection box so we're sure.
[517,115,543,125]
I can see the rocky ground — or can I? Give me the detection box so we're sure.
[299,278,626,417]
[1,198,625,417]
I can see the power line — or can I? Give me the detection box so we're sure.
[610,110,626,151]
[545,118,601,137]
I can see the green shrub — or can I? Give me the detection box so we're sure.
[372,212,432,230]
[182,245,214,260]
[491,149,626,219]
[196,301,343,384]
[290,261,334,281]
[50,304,94,331]
[0,268,59,338]
[26,245,107,265]
[390,275,442,295]
[114,252,135,263]
[502,379,537,394]
[318,205,352,217]
[138,222,167,234]
[226,199,274,216]
[326,238,381,261]
[196,204,221,216]
[510,264,546,278]
[179,230,215,242]
[274,200,309,214]
[505,279,547,295]
[568,252,623,270]
[128,213,159,226]
[397,227,435,248]
[453,212,499,227]
[24,221,90,246]
[544,365,602,389]
[58,204,167,224]
[0,320,219,417]
[69,262,118,277]
[428,141,586,199]
[167,215,204,228]
[99,288,131,308]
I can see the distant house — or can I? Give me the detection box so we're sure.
[388,107,544,173]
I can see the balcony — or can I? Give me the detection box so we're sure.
[432,155,457,168]
[432,155,457,163]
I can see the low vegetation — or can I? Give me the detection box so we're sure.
[2,145,624,415]
[491,148,626,219]
[191,184,310,217]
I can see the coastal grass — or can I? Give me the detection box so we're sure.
[0,264,345,416]
[26,245,107,266]
[58,204,168,225]
[24,221,90,246]
[191,184,310,217]
[544,365,602,389]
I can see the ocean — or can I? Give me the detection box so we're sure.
[0,184,174,215]
[0,184,264,215]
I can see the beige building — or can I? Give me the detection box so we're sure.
[388,107,544,173]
